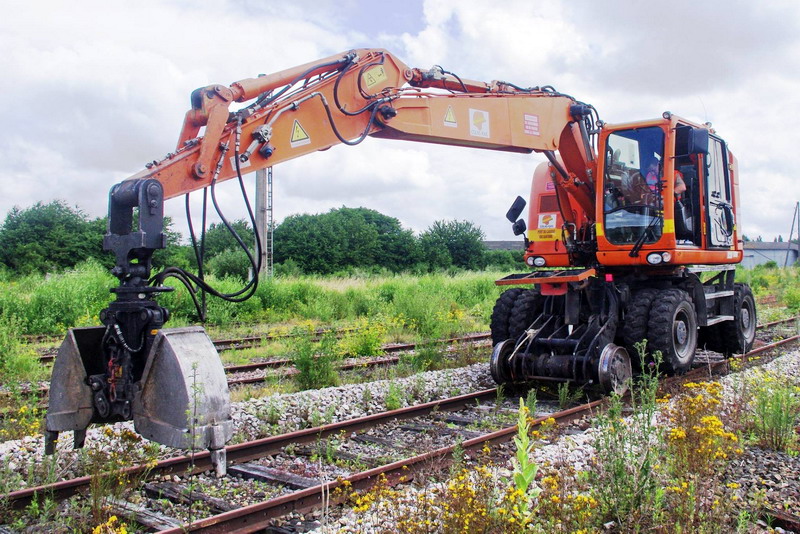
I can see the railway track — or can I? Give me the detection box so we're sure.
[3,388,603,531]
[20,317,799,397]
[5,316,797,411]
[2,329,799,532]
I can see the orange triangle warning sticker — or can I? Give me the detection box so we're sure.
[290,120,311,147]
[443,105,457,127]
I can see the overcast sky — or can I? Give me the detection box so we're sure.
[2,0,799,241]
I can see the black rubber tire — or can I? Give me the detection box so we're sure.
[621,288,659,367]
[717,283,757,356]
[647,288,698,375]
[490,288,525,344]
[507,289,544,341]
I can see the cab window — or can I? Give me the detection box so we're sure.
[603,127,665,245]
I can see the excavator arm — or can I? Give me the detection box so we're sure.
[130,48,596,208]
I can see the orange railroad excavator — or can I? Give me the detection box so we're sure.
[45,49,754,473]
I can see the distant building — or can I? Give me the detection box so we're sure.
[484,240,525,251]
[742,242,799,269]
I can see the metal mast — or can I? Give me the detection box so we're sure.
[255,167,274,276]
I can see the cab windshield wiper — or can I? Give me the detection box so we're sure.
[629,214,662,257]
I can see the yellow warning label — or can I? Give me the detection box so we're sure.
[363,65,388,89]
[290,120,310,148]
[443,105,457,127]
[531,229,558,242]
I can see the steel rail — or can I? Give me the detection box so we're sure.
[36,331,492,365]
[34,314,800,364]
[18,333,493,400]
[161,335,800,533]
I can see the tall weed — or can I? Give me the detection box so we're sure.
[0,313,42,383]
[749,370,800,451]
[290,330,340,390]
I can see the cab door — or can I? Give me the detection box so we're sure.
[705,137,734,248]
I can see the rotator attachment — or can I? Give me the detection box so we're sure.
[44,179,233,476]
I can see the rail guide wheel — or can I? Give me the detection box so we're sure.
[597,343,632,394]
[490,339,514,385]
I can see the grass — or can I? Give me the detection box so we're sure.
[0,263,506,337]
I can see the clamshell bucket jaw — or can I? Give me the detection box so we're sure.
[133,327,233,455]
[44,327,100,448]
[45,326,233,476]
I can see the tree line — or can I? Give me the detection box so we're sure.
[0,201,523,277]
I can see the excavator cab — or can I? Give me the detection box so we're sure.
[594,115,740,266]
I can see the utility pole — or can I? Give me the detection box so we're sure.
[255,167,274,276]
[786,201,800,267]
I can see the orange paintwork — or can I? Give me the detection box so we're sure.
[127,48,582,201]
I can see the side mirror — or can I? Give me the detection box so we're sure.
[506,196,526,223]
[689,128,709,155]
[676,126,709,156]
[512,219,527,236]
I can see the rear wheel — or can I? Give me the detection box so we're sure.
[490,288,524,344]
[647,289,698,375]
[507,289,544,341]
[717,283,756,356]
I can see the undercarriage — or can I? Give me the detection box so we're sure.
[489,266,756,392]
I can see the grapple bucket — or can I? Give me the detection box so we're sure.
[133,326,233,451]
[45,326,233,475]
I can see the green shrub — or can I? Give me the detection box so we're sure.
[205,248,253,280]
[291,331,340,390]
[384,381,405,410]
[337,319,385,357]
[784,285,800,312]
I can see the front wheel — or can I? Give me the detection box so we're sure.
[507,289,543,341]
[490,288,524,345]
[647,289,698,375]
